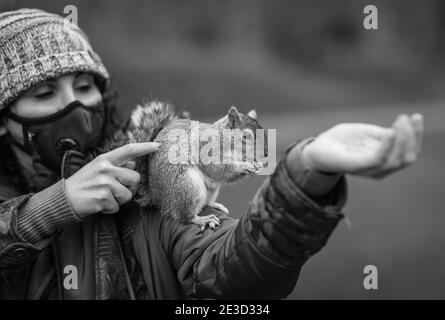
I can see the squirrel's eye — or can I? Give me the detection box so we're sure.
[243,130,254,140]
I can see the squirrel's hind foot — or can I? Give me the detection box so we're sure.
[191,214,221,232]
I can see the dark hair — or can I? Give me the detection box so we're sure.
[101,85,130,140]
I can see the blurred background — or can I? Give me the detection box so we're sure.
[2,0,445,299]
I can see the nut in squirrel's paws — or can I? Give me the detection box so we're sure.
[254,161,264,171]
[209,202,229,214]
[242,161,263,175]
[192,214,221,232]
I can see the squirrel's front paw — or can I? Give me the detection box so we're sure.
[241,161,263,175]
[253,161,263,171]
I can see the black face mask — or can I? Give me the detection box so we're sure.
[5,100,106,172]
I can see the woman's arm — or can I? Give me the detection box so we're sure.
[0,180,80,269]
[140,113,423,299]
[145,140,346,299]
[0,142,158,270]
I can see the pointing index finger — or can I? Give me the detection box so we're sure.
[103,142,160,166]
[411,113,424,154]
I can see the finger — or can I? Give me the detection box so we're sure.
[410,113,424,154]
[103,142,160,166]
[366,115,416,179]
[100,189,120,214]
[110,166,141,194]
[398,114,417,164]
[122,161,136,170]
[357,129,395,176]
[372,128,395,165]
[363,124,395,140]
[385,115,409,170]
[108,179,134,205]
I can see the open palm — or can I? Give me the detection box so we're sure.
[302,114,423,178]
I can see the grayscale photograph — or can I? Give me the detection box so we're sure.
[0,0,442,307]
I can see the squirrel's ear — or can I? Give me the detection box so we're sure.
[179,111,191,119]
[228,106,240,125]
[247,110,257,119]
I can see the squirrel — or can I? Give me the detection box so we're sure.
[128,101,266,231]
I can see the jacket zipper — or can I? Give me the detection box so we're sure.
[52,241,64,300]
[52,158,67,300]
[60,151,69,179]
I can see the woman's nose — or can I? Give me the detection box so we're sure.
[58,87,77,111]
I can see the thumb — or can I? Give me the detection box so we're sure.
[373,129,396,166]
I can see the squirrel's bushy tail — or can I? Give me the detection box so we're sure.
[128,100,185,207]
[128,100,178,144]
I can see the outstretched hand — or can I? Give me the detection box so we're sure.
[301,114,423,179]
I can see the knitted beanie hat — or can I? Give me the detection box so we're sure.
[0,8,110,111]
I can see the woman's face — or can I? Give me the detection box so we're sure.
[1,72,102,144]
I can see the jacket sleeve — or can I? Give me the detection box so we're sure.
[0,180,81,269]
[155,139,347,299]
